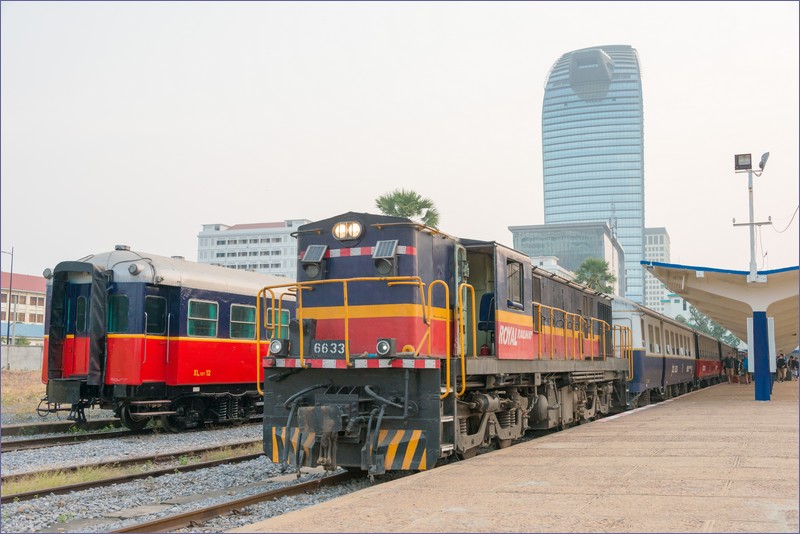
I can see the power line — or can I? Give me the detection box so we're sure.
[772,205,799,233]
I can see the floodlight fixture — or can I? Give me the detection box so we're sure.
[759,152,770,171]
[734,153,752,171]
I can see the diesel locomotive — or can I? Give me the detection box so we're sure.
[257,212,634,476]
[40,246,294,431]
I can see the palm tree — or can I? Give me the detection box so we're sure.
[374,189,440,228]
[574,258,616,294]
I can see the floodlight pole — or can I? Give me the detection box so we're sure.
[733,154,771,283]
[746,169,758,280]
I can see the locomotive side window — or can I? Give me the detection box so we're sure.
[76,296,88,333]
[230,304,256,339]
[188,299,218,337]
[506,260,523,309]
[145,296,166,334]
[265,307,290,338]
[108,295,129,333]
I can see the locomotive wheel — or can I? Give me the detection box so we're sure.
[456,447,479,460]
[640,389,650,407]
[495,438,513,449]
[119,406,149,432]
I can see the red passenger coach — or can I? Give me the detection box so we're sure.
[41,246,294,431]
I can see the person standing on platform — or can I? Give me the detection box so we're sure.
[739,356,750,384]
[776,353,788,382]
[723,353,735,384]
[789,355,799,381]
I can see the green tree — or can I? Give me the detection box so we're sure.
[375,189,440,229]
[574,258,616,294]
[676,306,741,347]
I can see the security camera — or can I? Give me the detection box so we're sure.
[759,152,770,171]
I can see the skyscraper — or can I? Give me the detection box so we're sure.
[542,44,644,302]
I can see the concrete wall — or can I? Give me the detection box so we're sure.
[1,345,43,371]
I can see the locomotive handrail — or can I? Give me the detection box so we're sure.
[256,288,295,394]
[426,280,452,399]
[589,318,611,360]
[456,283,476,398]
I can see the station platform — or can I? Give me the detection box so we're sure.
[234,381,799,533]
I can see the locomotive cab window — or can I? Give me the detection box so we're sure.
[145,296,166,335]
[188,299,218,337]
[230,304,256,339]
[108,295,129,333]
[506,260,524,309]
[76,296,88,333]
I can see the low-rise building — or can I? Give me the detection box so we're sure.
[1,271,46,346]
[196,220,310,279]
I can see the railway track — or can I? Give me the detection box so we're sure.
[0,418,122,437]
[1,417,264,452]
[110,470,358,533]
[1,450,264,504]
[0,439,262,487]
[1,428,151,452]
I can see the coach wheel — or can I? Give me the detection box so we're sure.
[120,406,149,432]
[160,414,186,433]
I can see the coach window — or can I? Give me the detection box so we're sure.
[647,324,654,352]
[145,296,167,335]
[266,307,291,338]
[506,260,523,309]
[230,304,256,339]
[76,296,88,333]
[188,299,218,337]
[108,295,129,333]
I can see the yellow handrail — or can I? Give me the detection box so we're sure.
[426,281,452,399]
[256,287,279,395]
[456,283,476,397]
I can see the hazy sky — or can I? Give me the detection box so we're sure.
[2,1,798,278]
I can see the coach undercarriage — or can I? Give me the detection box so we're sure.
[38,379,261,431]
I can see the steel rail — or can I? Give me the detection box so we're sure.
[111,470,358,533]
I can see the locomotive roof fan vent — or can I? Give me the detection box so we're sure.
[301,245,327,280]
[115,244,131,251]
[373,240,398,277]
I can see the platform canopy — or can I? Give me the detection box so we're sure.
[642,262,799,354]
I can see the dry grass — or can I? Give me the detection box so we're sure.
[1,370,45,416]
[1,441,263,496]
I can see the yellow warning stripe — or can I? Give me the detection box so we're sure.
[384,430,406,468]
[402,430,422,470]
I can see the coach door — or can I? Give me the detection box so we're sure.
[141,286,171,383]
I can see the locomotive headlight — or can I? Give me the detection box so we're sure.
[128,263,141,275]
[269,338,291,356]
[376,338,396,357]
[332,221,363,241]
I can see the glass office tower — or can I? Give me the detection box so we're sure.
[542,44,644,302]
